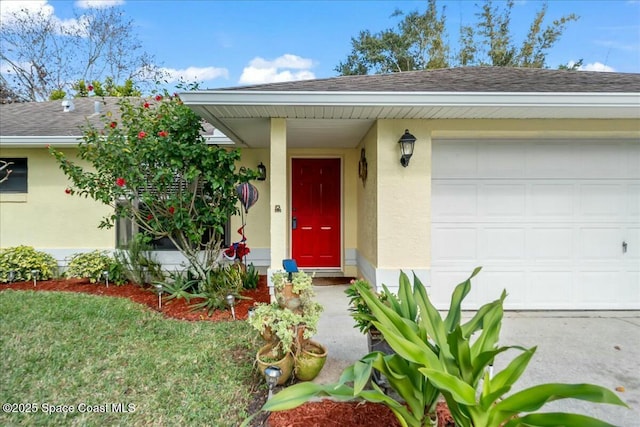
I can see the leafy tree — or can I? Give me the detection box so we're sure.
[459,0,578,67]
[72,78,142,99]
[337,0,579,75]
[337,0,448,75]
[0,4,161,101]
[50,91,255,278]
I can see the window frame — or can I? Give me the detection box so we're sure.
[0,157,28,193]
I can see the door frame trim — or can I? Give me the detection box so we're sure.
[288,155,344,271]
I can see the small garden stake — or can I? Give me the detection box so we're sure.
[31,269,39,286]
[102,270,109,287]
[155,284,163,309]
[264,366,282,400]
[226,294,236,319]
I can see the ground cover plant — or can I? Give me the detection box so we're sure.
[0,290,262,426]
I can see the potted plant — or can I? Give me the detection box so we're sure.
[249,270,327,382]
[294,340,327,381]
[272,270,314,312]
[345,278,395,387]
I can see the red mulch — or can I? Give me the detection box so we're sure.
[0,276,455,427]
[0,276,270,321]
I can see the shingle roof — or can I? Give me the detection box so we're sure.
[0,97,125,137]
[0,97,215,138]
[219,67,640,93]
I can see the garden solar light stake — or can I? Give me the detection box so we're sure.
[155,284,163,309]
[226,294,236,319]
[31,269,39,286]
[103,270,109,287]
[264,366,282,400]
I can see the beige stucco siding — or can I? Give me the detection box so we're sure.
[357,123,378,269]
[376,120,431,269]
[0,147,114,249]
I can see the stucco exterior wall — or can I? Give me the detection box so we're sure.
[230,148,270,266]
[356,123,378,275]
[0,147,114,252]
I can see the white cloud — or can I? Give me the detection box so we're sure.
[239,54,316,85]
[581,62,616,72]
[160,66,229,83]
[75,0,125,8]
[0,1,54,25]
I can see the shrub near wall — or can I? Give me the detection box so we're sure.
[0,246,58,282]
[65,250,126,284]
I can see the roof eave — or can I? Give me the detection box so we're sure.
[179,90,640,109]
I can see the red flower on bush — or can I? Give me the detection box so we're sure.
[138,131,146,139]
[168,206,175,214]
[109,121,117,128]
[146,214,153,221]
[155,95,163,101]
[87,85,93,92]
[143,102,150,108]
[116,177,126,187]
[158,130,168,137]
[65,188,72,195]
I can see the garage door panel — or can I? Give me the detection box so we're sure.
[530,184,574,217]
[432,139,639,310]
[577,271,625,304]
[432,141,477,177]
[529,227,573,260]
[482,270,526,308]
[625,227,639,259]
[628,185,640,216]
[579,184,625,217]
[478,143,525,177]
[527,142,577,178]
[483,184,526,216]
[578,227,623,259]
[432,227,477,261]
[432,183,477,218]
[483,228,525,260]
[527,271,573,307]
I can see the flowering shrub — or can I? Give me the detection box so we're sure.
[0,246,58,282]
[65,250,126,284]
[50,88,256,278]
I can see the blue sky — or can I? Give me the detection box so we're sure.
[3,0,640,90]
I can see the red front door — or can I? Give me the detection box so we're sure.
[291,158,341,268]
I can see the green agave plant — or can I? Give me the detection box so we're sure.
[257,268,628,427]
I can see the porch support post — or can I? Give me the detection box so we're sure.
[268,118,287,291]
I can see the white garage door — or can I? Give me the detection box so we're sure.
[431,139,640,310]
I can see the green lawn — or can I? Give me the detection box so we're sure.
[0,290,263,426]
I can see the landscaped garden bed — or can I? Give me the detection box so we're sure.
[1,276,413,426]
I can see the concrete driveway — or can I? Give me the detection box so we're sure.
[311,284,640,426]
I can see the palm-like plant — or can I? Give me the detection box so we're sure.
[258,268,628,427]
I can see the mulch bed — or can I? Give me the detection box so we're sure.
[0,276,270,321]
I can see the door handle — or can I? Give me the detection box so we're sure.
[622,241,627,254]
[292,217,297,230]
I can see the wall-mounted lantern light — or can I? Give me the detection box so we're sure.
[398,129,417,167]
[257,162,267,181]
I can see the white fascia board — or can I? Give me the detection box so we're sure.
[0,136,82,147]
[180,90,640,109]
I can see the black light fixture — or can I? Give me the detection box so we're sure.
[398,129,417,167]
[257,162,267,181]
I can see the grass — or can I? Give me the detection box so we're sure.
[0,290,263,426]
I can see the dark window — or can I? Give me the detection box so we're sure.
[115,202,229,251]
[0,158,27,193]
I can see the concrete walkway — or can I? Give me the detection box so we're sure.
[310,284,640,426]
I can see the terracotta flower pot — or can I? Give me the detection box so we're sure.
[276,283,302,311]
[256,343,294,386]
[294,340,327,381]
